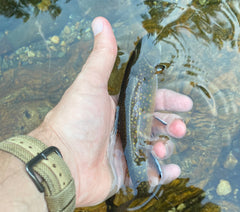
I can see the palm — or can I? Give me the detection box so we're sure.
[47,77,117,206]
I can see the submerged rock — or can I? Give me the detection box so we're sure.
[224,151,238,170]
[216,180,232,196]
[50,35,60,44]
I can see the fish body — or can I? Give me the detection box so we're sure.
[118,34,162,209]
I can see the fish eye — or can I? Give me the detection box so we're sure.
[155,64,165,74]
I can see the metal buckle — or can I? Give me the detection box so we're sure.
[25,146,63,192]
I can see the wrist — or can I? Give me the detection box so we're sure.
[0,150,47,212]
[28,117,79,205]
[28,109,115,207]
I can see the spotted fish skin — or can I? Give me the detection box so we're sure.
[118,34,162,198]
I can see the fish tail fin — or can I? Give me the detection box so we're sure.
[127,183,162,211]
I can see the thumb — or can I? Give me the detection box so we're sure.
[79,17,117,88]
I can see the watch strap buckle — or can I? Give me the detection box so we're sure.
[26,146,62,192]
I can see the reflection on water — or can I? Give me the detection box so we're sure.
[1,0,240,211]
[0,0,64,22]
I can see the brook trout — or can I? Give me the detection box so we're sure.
[118,34,163,210]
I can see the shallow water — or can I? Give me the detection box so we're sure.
[1,0,240,211]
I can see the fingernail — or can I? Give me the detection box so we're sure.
[92,18,103,36]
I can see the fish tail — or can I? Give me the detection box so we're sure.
[127,183,162,211]
[127,153,163,211]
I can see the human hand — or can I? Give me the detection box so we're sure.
[29,17,193,207]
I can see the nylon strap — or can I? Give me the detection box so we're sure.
[0,135,76,212]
